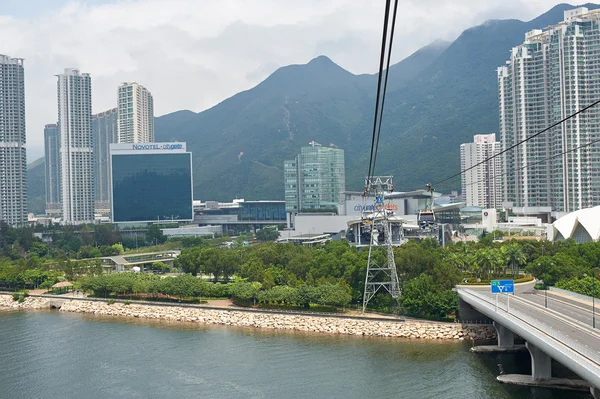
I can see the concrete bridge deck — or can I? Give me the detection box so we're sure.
[457,283,600,397]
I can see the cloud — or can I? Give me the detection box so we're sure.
[0,0,562,160]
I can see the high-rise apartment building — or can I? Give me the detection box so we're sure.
[57,68,94,224]
[284,142,345,221]
[460,134,502,209]
[92,108,118,213]
[44,124,61,214]
[117,82,154,143]
[498,7,600,213]
[0,55,27,227]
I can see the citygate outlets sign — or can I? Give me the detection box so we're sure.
[353,203,399,212]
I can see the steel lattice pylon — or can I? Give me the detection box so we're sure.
[361,176,401,313]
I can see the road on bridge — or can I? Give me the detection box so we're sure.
[458,281,600,362]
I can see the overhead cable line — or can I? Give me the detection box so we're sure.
[462,136,600,190]
[371,0,399,178]
[432,98,600,187]
[366,0,392,187]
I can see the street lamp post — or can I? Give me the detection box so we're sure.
[538,261,553,309]
[584,272,595,328]
[593,271,596,329]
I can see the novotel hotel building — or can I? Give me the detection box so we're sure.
[110,142,193,223]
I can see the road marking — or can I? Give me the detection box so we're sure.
[510,295,600,340]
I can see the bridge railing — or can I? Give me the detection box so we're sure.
[459,288,600,366]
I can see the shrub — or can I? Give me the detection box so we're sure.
[107,299,116,305]
[12,292,20,301]
[124,300,131,305]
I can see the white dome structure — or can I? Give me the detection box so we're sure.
[551,206,600,243]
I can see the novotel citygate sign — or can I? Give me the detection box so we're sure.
[132,143,184,151]
[354,203,399,212]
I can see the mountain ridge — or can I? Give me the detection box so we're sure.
[27,4,600,212]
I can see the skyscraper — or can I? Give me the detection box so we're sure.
[44,123,61,214]
[460,134,502,209]
[498,7,600,213]
[0,55,27,227]
[117,82,154,143]
[92,108,118,213]
[284,142,345,221]
[57,68,94,224]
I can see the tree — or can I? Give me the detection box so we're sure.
[255,227,280,242]
[229,278,262,304]
[526,253,584,286]
[473,248,503,279]
[240,255,265,282]
[502,244,526,277]
[146,224,167,245]
[199,247,220,281]
[94,224,121,246]
[296,284,318,308]
[401,274,457,320]
[315,283,351,307]
[174,247,202,276]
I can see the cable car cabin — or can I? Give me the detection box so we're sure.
[417,209,437,231]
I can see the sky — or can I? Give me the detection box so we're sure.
[0,0,567,160]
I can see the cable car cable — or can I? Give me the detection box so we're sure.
[366,0,392,186]
[431,97,600,187]
[371,0,399,179]
[462,136,600,190]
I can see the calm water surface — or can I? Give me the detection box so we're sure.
[0,310,591,399]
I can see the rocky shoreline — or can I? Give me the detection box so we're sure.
[0,294,495,340]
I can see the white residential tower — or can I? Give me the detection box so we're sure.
[57,68,94,224]
[498,7,600,212]
[460,134,502,209]
[117,82,154,143]
[0,55,27,227]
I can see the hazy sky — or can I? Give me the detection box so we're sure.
[0,0,566,160]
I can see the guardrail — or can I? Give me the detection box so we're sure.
[549,286,597,303]
[454,319,493,325]
[459,288,600,365]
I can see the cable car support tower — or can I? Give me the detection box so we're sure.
[361,176,401,313]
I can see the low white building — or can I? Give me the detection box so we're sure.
[549,206,600,243]
[162,225,222,238]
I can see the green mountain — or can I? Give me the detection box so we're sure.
[29,4,599,210]
[154,4,596,201]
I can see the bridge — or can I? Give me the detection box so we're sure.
[457,282,600,397]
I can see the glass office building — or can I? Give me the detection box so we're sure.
[199,201,286,221]
[284,142,345,214]
[110,143,193,223]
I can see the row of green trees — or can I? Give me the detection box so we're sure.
[78,273,352,307]
[6,217,600,319]
[555,276,600,298]
[80,273,226,300]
